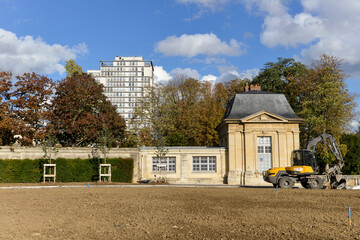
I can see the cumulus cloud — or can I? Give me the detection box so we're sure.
[201,74,217,82]
[0,28,88,75]
[154,66,173,83]
[215,67,259,84]
[176,0,229,11]
[244,0,360,74]
[154,65,259,86]
[155,66,202,83]
[204,57,227,64]
[170,67,202,80]
[155,33,246,58]
[350,120,360,132]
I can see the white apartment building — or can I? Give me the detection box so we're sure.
[87,56,154,128]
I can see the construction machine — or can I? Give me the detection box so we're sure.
[263,133,347,189]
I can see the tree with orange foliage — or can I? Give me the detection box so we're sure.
[0,72,14,145]
[133,76,230,146]
[10,72,54,146]
[287,54,355,146]
[50,73,126,147]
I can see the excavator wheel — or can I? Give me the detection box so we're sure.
[301,180,309,189]
[308,177,324,189]
[278,176,294,189]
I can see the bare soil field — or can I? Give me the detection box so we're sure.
[0,185,359,239]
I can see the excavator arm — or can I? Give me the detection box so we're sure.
[306,133,344,171]
[306,133,346,188]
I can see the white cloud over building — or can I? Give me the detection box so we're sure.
[170,67,202,80]
[154,66,173,83]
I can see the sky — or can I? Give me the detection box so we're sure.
[0,0,359,129]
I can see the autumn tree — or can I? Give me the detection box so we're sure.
[50,73,126,147]
[0,72,14,145]
[10,73,54,146]
[221,78,250,102]
[287,55,355,147]
[131,80,181,146]
[65,59,83,76]
[132,77,227,146]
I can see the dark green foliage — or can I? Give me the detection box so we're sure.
[106,158,134,183]
[0,159,43,183]
[341,133,360,175]
[166,131,188,146]
[0,157,133,183]
[252,58,307,94]
[55,158,95,182]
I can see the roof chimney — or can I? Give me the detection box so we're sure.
[244,84,249,92]
[250,84,261,91]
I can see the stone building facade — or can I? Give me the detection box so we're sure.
[137,147,227,184]
[216,85,303,185]
[137,85,303,185]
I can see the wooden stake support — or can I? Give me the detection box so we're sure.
[99,164,111,182]
[43,164,56,183]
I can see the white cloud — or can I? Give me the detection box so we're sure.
[240,68,260,79]
[215,71,240,83]
[261,12,324,48]
[350,120,359,132]
[155,33,246,58]
[154,66,202,83]
[155,65,259,85]
[170,67,201,80]
[176,0,229,11]
[218,65,239,74]
[154,66,173,83]
[0,28,88,75]
[244,0,360,73]
[215,66,259,84]
[243,32,254,40]
[201,74,217,82]
[243,0,288,16]
[204,57,227,64]
[219,68,258,83]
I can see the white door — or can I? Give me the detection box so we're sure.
[257,137,272,172]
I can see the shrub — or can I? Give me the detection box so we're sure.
[0,157,134,183]
[0,159,43,183]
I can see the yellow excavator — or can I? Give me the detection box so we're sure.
[263,133,347,189]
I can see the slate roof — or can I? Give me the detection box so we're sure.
[223,90,302,121]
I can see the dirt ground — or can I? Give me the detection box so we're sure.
[0,184,359,240]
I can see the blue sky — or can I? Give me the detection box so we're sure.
[0,0,359,128]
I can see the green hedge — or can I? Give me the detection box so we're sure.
[0,158,133,183]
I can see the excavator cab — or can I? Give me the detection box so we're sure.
[291,150,318,172]
[285,149,317,176]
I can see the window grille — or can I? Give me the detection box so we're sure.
[152,157,176,172]
[192,156,216,172]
